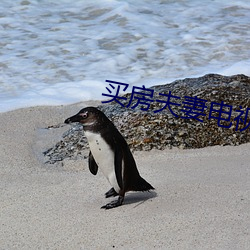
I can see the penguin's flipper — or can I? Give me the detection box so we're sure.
[101,196,124,209]
[114,146,124,190]
[88,151,98,175]
[105,187,118,198]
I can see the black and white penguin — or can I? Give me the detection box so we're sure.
[65,107,154,209]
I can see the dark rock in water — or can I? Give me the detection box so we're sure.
[43,74,250,164]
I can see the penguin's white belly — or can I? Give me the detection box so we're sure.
[85,131,120,193]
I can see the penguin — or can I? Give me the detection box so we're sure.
[65,107,154,209]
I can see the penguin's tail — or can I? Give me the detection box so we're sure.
[132,176,154,192]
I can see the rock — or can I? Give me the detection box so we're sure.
[43,74,250,164]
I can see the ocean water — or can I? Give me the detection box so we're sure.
[0,0,250,113]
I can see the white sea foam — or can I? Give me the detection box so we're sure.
[0,0,249,112]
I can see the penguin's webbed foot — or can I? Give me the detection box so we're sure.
[105,187,118,198]
[101,196,124,209]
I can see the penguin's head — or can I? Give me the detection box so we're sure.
[65,107,109,129]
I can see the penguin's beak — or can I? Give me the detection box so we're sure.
[64,114,81,124]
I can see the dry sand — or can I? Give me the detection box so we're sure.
[0,102,249,249]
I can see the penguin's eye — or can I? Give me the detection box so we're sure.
[79,112,88,119]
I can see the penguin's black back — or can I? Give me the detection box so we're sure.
[98,113,154,192]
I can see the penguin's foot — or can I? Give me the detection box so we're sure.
[105,187,118,198]
[101,196,124,209]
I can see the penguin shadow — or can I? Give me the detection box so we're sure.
[122,190,157,208]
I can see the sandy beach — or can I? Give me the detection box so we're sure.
[0,102,249,249]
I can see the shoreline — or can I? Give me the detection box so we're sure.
[0,102,249,249]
